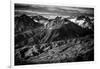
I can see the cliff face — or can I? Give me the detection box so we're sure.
[15,14,94,65]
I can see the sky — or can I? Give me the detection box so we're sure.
[15,3,94,18]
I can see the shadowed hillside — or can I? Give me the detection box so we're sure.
[15,14,94,65]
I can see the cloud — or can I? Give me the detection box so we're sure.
[15,3,94,17]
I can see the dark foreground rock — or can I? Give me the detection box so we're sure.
[15,35,94,65]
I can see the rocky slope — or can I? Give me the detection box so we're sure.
[15,14,94,65]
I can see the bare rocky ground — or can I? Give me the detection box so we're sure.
[15,35,94,65]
